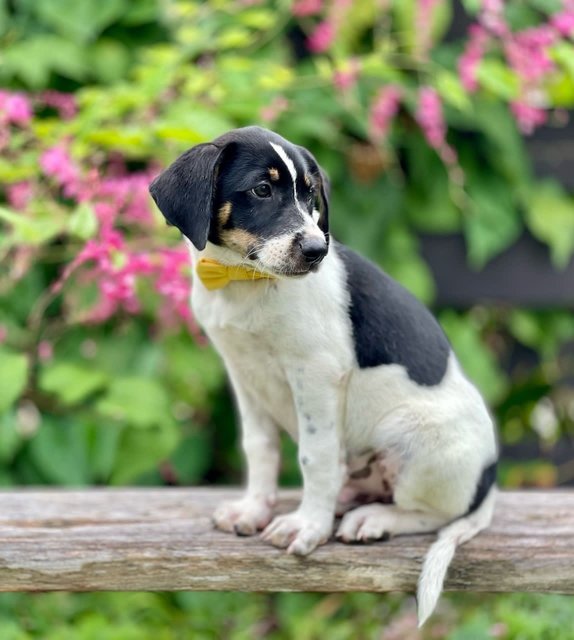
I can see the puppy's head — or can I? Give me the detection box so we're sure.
[150,126,330,276]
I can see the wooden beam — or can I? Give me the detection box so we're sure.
[0,489,571,593]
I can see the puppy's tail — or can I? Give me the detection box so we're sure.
[416,486,497,627]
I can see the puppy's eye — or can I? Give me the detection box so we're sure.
[251,184,272,198]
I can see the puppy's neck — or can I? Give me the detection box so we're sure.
[185,239,248,268]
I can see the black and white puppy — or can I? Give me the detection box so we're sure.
[150,126,498,625]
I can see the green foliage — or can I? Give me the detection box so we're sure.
[0,592,572,639]
[0,347,29,412]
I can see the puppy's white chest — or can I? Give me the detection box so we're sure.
[212,326,299,437]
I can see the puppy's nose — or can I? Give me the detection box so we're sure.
[299,236,328,263]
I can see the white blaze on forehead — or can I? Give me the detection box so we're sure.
[269,141,308,220]
[270,142,297,182]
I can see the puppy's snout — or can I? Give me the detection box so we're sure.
[298,235,328,263]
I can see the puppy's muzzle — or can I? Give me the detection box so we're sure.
[297,234,328,265]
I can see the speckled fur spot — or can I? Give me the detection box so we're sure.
[269,167,279,181]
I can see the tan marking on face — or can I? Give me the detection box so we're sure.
[220,228,259,255]
[268,167,280,181]
[304,173,312,186]
[218,202,232,227]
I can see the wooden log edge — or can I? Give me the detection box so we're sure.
[0,488,571,594]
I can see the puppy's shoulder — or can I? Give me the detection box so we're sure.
[334,241,450,386]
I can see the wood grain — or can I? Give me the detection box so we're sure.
[0,488,571,593]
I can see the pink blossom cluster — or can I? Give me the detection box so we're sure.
[301,0,353,54]
[40,145,81,197]
[39,91,77,120]
[0,90,32,126]
[6,182,33,211]
[458,0,574,134]
[307,20,335,53]
[292,0,323,17]
[416,87,446,149]
[458,25,490,92]
[55,224,195,332]
[24,141,196,332]
[333,59,360,92]
[416,87,458,167]
[368,85,402,143]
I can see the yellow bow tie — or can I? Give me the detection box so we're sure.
[195,257,277,291]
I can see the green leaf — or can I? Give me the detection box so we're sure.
[111,423,179,484]
[392,0,452,53]
[528,0,562,13]
[32,0,127,43]
[0,205,64,246]
[465,174,522,268]
[2,36,88,87]
[0,0,7,36]
[90,40,130,84]
[524,180,574,268]
[435,70,472,112]
[238,8,276,30]
[29,419,90,485]
[476,60,521,100]
[168,431,211,484]
[0,347,29,412]
[68,203,98,240]
[551,41,574,78]
[440,311,509,404]
[0,412,23,463]
[40,363,108,406]
[96,377,170,428]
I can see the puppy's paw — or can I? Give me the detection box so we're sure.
[213,496,274,536]
[261,511,332,555]
[336,504,394,543]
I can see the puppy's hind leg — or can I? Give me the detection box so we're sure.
[336,504,451,543]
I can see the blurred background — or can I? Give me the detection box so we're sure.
[1,0,574,637]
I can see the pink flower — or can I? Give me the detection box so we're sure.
[260,96,289,123]
[458,25,489,92]
[333,59,360,92]
[292,0,322,17]
[40,91,77,120]
[510,101,547,134]
[505,27,556,84]
[552,11,574,36]
[38,341,53,362]
[368,85,402,142]
[40,145,80,194]
[0,91,32,126]
[416,86,446,149]
[307,20,335,53]
[0,325,7,344]
[480,0,508,37]
[6,182,33,211]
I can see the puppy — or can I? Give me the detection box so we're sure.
[150,126,498,625]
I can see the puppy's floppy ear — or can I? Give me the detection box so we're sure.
[149,143,228,250]
[297,146,330,238]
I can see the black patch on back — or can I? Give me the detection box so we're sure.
[336,242,450,386]
[467,461,497,514]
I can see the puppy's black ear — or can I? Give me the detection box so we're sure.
[297,146,330,238]
[149,143,227,250]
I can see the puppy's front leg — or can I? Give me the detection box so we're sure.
[262,366,345,556]
[213,370,280,536]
